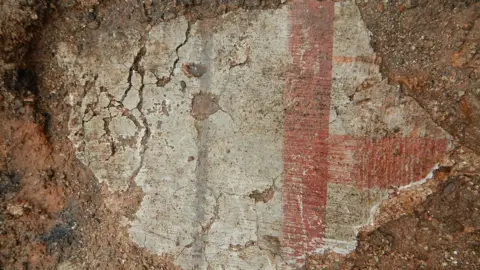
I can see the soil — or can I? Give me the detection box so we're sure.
[359,0,480,155]
[0,0,479,269]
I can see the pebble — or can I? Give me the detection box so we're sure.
[13,100,23,110]
[377,3,384,12]
[404,0,419,9]
[182,63,207,78]
[424,40,434,49]
[162,12,176,21]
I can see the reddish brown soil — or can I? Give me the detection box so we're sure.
[0,75,177,270]
[359,0,480,154]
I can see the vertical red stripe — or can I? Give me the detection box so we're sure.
[282,0,334,264]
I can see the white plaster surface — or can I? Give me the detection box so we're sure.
[132,9,290,268]
[60,7,290,269]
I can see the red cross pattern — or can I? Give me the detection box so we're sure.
[282,0,448,265]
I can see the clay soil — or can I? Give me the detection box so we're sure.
[0,0,479,269]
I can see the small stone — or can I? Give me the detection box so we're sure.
[161,12,176,21]
[454,41,464,48]
[182,63,207,78]
[6,203,24,217]
[87,20,100,30]
[377,2,384,12]
[424,40,434,49]
[443,182,456,196]
[461,23,472,30]
[404,0,418,9]
[13,99,23,110]
[156,76,171,87]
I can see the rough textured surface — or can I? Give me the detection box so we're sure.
[133,10,288,268]
[1,0,480,269]
[59,0,450,267]
[358,0,480,154]
[60,8,289,268]
[307,173,480,269]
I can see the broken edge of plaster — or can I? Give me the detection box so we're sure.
[319,163,441,255]
[398,163,440,191]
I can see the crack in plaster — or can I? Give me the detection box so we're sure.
[169,21,191,81]
[119,26,154,185]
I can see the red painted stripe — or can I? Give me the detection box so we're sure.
[282,0,334,264]
[282,0,448,266]
[354,137,448,188]
[327,136,448,187]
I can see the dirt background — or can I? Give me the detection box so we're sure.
[0,0,479,269]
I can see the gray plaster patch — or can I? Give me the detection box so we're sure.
[323,183,385,253]
[60,7,290,269]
